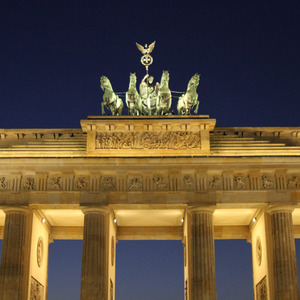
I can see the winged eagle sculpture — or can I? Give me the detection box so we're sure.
[136,41,156,55]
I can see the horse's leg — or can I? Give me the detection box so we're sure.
[101,102,105,115]
[194,101,199,114]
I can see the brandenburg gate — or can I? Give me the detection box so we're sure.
[1,43,300,300]
[0,115,300,300]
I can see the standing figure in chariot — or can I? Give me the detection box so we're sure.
[139,74,160,115]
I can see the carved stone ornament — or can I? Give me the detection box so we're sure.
[101,176,116,191]
[208,176,221,190]
[287,176,299,189]
[127,176,143,191]
[182,175,195,190]
[75,176,89,190]
[0,177,10,190]
[153,176,169,191]
[48,176,62,190]
[96,131,201,150]
[22,176,35,191]
[37,237,44,268]
[234,175,247,190]
[30,277,44,300]
[256,236,262,266]
[256,276,267,300]
[261,175,274,190]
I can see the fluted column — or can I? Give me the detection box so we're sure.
[188,207,216,300]
[268,206,300,300]
[0,207,31,300]
[80,207,110,300]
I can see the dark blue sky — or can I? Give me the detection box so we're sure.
[1,1,300,299]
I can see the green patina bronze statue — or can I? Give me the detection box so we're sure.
[126,73,141,116]
[100,42,200,116]
[177,74,200,115]
[100,76,124,116]
[157,70,172,115]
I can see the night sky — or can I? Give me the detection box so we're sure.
[1,1,300,299]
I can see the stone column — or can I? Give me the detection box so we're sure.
[268,206,300,300]
[0,207,31,300]
[81,207,110,300]
[188,207,216,300]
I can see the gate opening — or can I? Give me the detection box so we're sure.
[215,239,253,300]
[47,240,82,300]
[116,240,184,300]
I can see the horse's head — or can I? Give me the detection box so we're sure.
[129,73,137,87]
[160,70,170,87]
[100,76,112,91]
[188,74,200,89]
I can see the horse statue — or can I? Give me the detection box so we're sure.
[100,76,123,116]
[177,74,200,115]
[126,73,142,115]
[157,70,172,115]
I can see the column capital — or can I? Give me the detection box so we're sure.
[267,205,295,215]
[2,206,31,215]
[81,206,110,216]
[187,206,216,214]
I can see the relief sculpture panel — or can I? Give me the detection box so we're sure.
[287,176,299,189]
[182,175,195,190]
[22,176,35,191]
[256,276,267,300]
[30,277,44,300]
[234,175,248,190]
[152,176,169,191]
[48,175,62,190]
[96,132,201,150]
[0,171,299,193]
[0,177,10,191]
[127,176,143,191]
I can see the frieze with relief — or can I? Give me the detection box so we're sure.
[234,175,248,190]
[75,176,89,191]
[182,175,195,190]
[0,177,10,191]
[261,175,275,190]
[101,176,116,191]
[48,176,62,190]
[287,176,299,189]
[153,176,169,191]
[96,132,201,150]
[22,176,35,191]
[127,176,143,191]
[0,172,299,193]
[208,176,222,190]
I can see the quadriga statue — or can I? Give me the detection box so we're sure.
[100,76,123,116]
[126,73,142,115]
[157,70,172,115]
[177,74,200,115]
